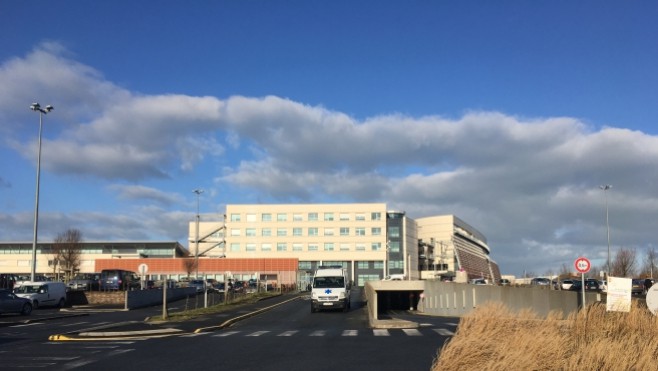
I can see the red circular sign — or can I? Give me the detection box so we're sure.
[574,257,591,273]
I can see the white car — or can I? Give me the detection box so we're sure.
[599,280,607,293]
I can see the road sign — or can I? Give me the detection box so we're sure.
[138,263,148,275]
[574,257,591,273]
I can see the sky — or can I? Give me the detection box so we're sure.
[1,1,658,277]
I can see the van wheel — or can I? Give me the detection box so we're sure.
[58,298,65,308]
[21,303,32,316]
[311,305,316,313]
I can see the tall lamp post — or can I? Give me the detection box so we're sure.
[29,103,53,282]
[600,184,612,278]
[193,189,204,278]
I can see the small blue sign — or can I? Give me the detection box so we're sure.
[325,289,332,294]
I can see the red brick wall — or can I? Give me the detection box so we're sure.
[95,258,298,274]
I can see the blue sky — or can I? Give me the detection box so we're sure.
[1,1,658,277]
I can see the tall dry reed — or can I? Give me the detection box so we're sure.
[432,300,658,371]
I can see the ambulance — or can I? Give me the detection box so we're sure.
[310,265,351,313]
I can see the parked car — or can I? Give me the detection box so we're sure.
[560,279,575,290]
[599,280,607,293]
[0,288,33,315]
[530,278,551,286]
[188,280,206,293]
[470,278,488,285]
[99,269,140,291]
[13,282,67,308]
[498,279,511,286]
[67,273,100,291]
[570,279,600,292]
[631,279,644,295]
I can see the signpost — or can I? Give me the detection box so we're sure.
[138,263,148,290]
[574,257,591,309]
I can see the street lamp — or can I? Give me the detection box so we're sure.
[193,189,204,278]
[600,184,612,278]
[29,102,53,283]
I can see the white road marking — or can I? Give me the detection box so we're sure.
[433,328,455,336]
[213,331,240,337]
[11,322,44,328]
[373,329,390,336]
[342,330,358,336]
[402,329,422,336]
[277,330,298,336]
[309,330,326,336]
[246,331,269,337]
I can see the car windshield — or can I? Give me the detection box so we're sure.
[190,280,204,285]
[313,277,344,288]
[14,285,41,293]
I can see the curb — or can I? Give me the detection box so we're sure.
[194,295,302,333]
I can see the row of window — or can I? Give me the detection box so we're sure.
[297,261,385,270]
[230,212,383,223]
[229,242,383,252]
[230,227,385,237]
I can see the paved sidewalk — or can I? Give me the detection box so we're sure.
[49,292,305,341]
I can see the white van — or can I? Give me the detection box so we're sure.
[13,282,67,308]
[310,266,351,313]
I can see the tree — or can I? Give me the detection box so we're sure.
[640,247,657,278]
[52,229,83,282]
[183,258,197,278]
[611,247,637,278]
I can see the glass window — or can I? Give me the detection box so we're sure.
[293,213,303,221]
[339,213,350,221]
[355,227,366,236]
[230,243,240,252]
[246,243,256,252]
[388,241,400,252]
[246,228,256,237]
[371,242,382,251]
[230,214,241,222]
[277,228,287,237]
[261,243,272,251]
[230,228,241,236]
[324,213,334,221]
[340,243,350,251]
[388,226,400,238]
[293,227,303,236]
[357,274,380,286]
[371,212,382,221]
[308,212,318,221]
[357,261,369,269]
[262,213,272,222]
[277,213,287,221]
[356,244,366,251]
[246,214,256,222]
[355,213,366,221]
[262,228,272,236]
[324,243,334,251]
[371,227,381,236]
[340,227,350,236]
[298,261,312,270]
[308,244,318,251]
[374,261,384,269]
[277,243,287,252]
[308,227,319,236]
[324,228,334,236]
[292,243,303,251]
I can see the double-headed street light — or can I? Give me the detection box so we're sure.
[193,189,204,278]
[29,103,54,283]
[600,184,612,278]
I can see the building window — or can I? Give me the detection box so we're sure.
[356,244,366,251]
[277,213,287,222]
[308,212,318,221]
[371,242,382,251]
[388,241,400,252]
[277,243,287,252]
[339,213,350,221]
[355,227,366,236]
[293,213,303,221]
[293,227,303,237]
[308,228,319,236]
[357,274,380,286]
[324,212,334,221]
[324,243,335,251]
[230,243,240,252]
[371,227,381,236]
[371,212,381,221]
[340,227,350,236]
[246,214,256,222]
[357,261,369,269]
[262,213,272,222]
[308,244,318,251]
[246,243,256,252]
[299,261,312,270]
[261,243,272,251]
[246,228,256,237]
[262,228,272,237]
[230,229,241,236]
[355,213,366,221]
[388,226,400,238]
[324,228,334,236]
[340,243,350,251]
[374,261,384,269]
[277,228,287,237]
[230,214,241,222]
[293,243,303,251]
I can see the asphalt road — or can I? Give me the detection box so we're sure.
[1,290,458,370]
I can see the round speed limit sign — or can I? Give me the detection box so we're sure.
[574,257,591,274]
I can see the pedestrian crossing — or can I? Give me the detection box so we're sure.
[180,327,454,338]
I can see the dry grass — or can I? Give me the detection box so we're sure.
[432,301,658,371]
[148,292,279,322]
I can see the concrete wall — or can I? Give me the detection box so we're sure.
[126,287,197,309]
[421,281,601,318]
